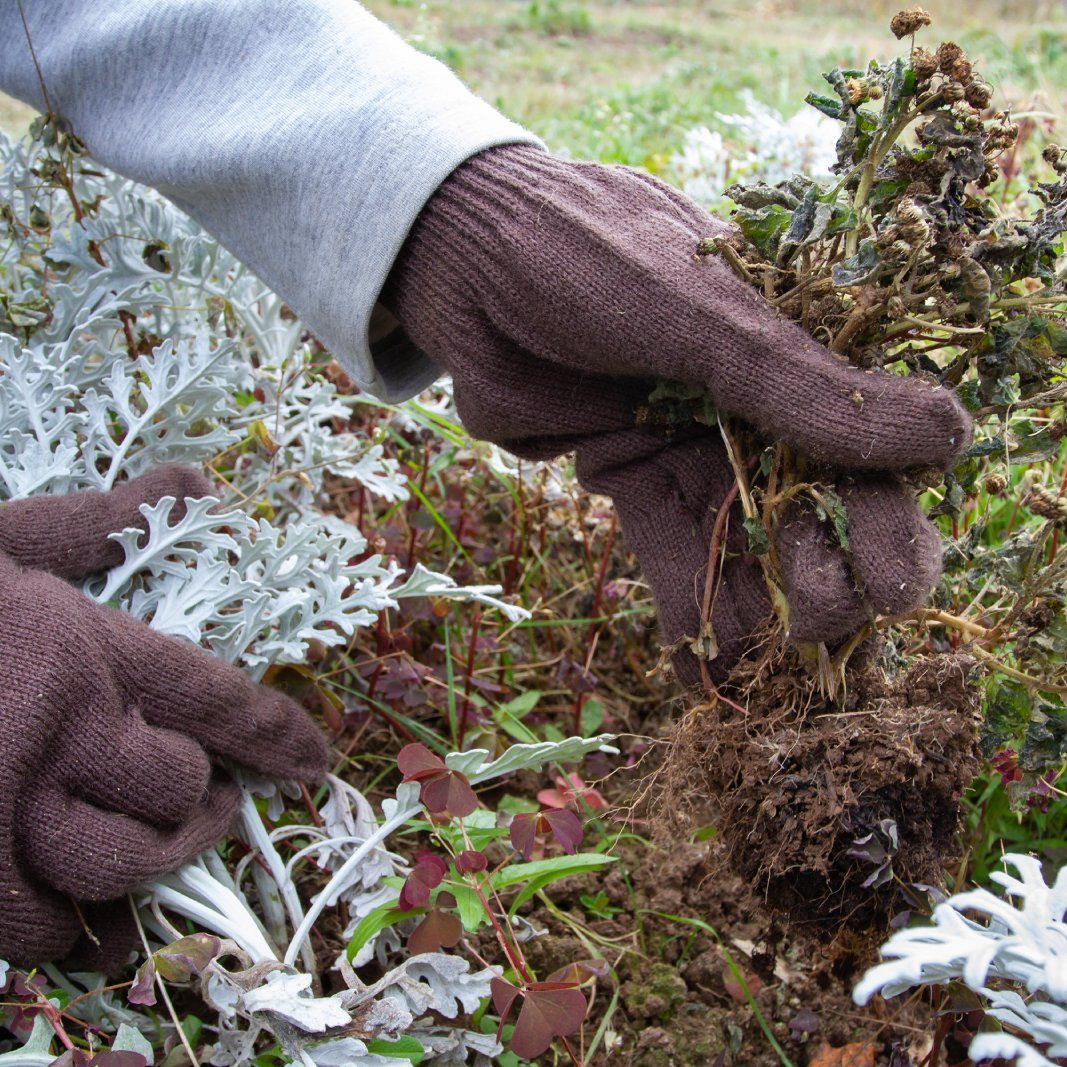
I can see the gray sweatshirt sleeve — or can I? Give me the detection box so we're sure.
[0,0,541,401]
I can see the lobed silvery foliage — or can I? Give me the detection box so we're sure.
[132,735,615,1066]
[855,854,1067,1066]
[669,90,839,210]
[0,128,614,1064]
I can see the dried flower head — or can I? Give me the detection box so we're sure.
[1029,485,1067,524]
[985,120,1020,153]
[947,55,973,84]
[890,7,932,39]
[935,41,965,75]
[911,46,938,80]
[1043,143,1067,174]
[965,78,992,110]
[983,473,1007,495]
[942,80,966,103]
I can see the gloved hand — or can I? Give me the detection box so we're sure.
[383,145,971,686]
[0,467,329,969]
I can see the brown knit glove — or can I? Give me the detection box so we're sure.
[0,467,329,969]
[382,145,970,686]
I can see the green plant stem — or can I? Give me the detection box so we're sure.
[129,895,201,1067]
[845,88,944,257]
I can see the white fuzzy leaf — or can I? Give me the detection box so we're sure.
[448,733,619,783]
[393,563,530,622]
[305,1038,395,1066]
[0,1009,56,1065]
[856,854,1067,1067]
[112,1023,156,1064]
[239,972,350,1033]
[357,955,497,1021]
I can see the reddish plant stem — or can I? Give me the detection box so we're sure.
[364,613,388,702]
[405,441,433,569]
[468,871,531,982]
[299,783,324,826]
[559,1036,583,1067]
[572,512,617,734]
[38,997,75,1051]
[695,480,752,716]
[457,609,482,750]
[118,310,139,359]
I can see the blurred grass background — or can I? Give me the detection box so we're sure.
[1,1,1064,164]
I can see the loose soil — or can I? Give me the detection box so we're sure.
[655,647,983,923]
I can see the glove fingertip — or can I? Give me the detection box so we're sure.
[922,386,973,469]
[122,464,216,507]
[239,690,331,784]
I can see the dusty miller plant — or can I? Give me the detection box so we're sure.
[0,123,611,1064]
[855,853,1067,1066]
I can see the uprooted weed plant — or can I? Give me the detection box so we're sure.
[646,10,1066,921]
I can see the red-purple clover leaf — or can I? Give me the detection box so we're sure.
[127,959,157,1007]
[420,770,478,818]
[51,1054,147,1067]
[407,893,462,955]
[542,808,583,854]
[510,808,584,860]
[493,981,588,1060]
[398,742,478,817]
[509,812,540,861]
[398,854,448,910]
[455,848,488,874]
[397,742,446,780]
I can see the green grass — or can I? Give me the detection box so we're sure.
[3,1,1062,161]
[364,0,1066,169]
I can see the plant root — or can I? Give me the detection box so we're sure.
[651,642,982,927]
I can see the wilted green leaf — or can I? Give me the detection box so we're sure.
[743,516,771,555]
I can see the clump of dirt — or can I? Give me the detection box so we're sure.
[653,649,982,921]
[557,836,944,1065]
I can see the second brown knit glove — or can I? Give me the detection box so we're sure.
[382,145,970,686]
[0,468,329,969]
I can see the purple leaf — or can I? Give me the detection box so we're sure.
[398,743,445,780]
[127,959,157,1007]
[398,856,447,910]
[509,983,588,1060]
[491,977,522,1020]
[788,1008,820,1040]
[51,1053,148,1067]
[543,809,583,854]
[407,907,462,955]
[420,770,478,818]
[455,849,488,874]
[399,744,478,817]
[510,809,584,860]
[510,812,540,861]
